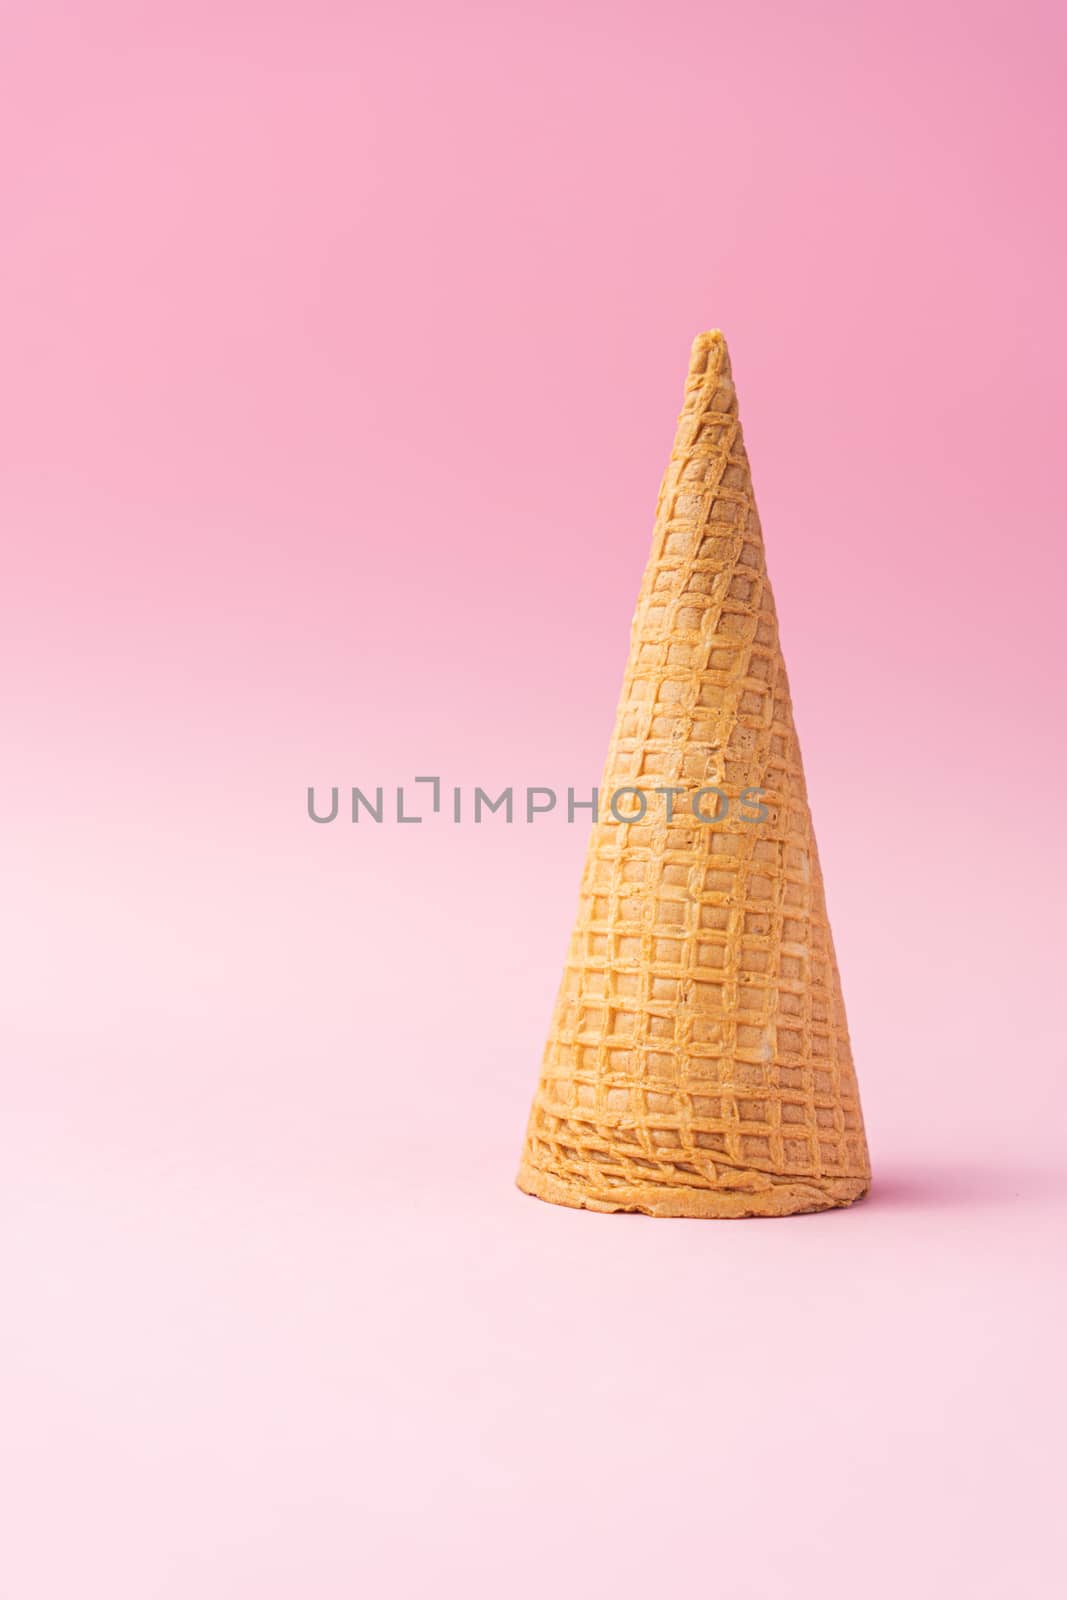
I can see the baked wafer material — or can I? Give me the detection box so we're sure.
[517,332,870,1218]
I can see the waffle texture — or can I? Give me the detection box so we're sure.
[517,332,870,1218]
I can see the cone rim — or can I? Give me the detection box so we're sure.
[517,1159,870,1220]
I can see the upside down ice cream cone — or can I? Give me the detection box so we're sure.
[517,331,870,1218]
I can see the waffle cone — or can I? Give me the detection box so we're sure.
[517,332,870,1218]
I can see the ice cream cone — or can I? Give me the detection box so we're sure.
[517,331,870,1218]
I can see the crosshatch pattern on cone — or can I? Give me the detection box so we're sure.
[517,331,870,1219]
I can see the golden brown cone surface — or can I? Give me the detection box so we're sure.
[517,332,870,1218]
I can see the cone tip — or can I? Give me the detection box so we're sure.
[687,329,731,383]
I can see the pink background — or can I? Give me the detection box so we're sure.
[3,2,1066,1594]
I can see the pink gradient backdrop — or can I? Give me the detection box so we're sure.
[2,2,1066,1595]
